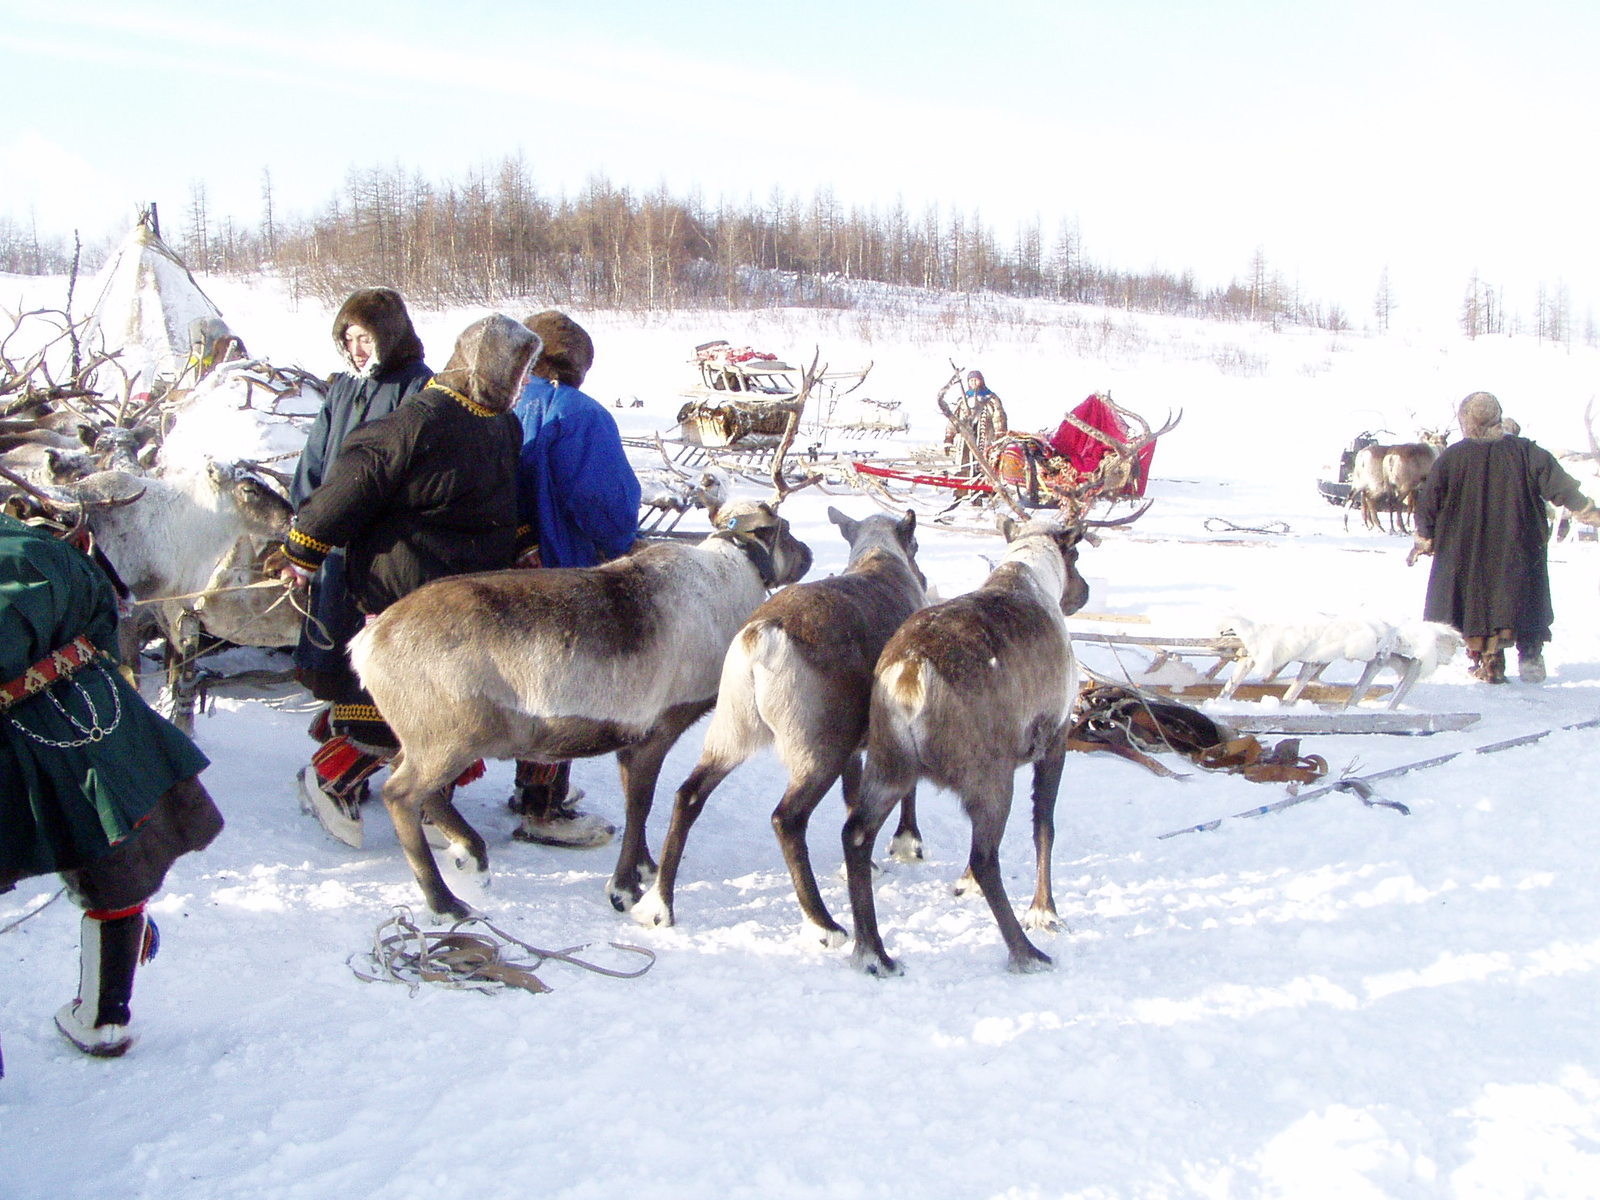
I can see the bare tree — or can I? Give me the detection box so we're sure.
[261,168,277,262]
[1374,266,1396,333]
[185,181,211,273]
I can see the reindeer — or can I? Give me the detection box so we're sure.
[348,494,815,919]
[631,506,927,943]
[1349,429,1448,534]
[841,514,1093,976]
[57,462,294,729]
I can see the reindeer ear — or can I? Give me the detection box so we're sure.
[999,516,1020,542]
[827,506,852,532]
[897,509,917,541]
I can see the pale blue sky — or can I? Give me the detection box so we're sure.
[4,0,1595,326]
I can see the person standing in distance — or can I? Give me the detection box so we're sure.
[1413,390,1600,683]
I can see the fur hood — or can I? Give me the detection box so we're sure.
[1458,391,1504,440]
[433,315,542,414]
[522,310,594,388]
[332,288,425,377]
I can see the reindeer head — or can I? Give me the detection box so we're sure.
[205,460,293,535]
[1000,516,1090,616]
[712,499,813,589]
[828,505,924,588]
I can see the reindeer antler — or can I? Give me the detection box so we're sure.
[1083,498,1154,529]
[768,349,826,506]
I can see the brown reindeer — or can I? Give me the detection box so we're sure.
[843,515,1091,976]
[632,506,927,943]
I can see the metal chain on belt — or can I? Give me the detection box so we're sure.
[9,662,124,747]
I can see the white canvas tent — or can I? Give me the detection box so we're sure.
[79,212,222,399]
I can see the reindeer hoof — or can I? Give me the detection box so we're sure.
[952,868,979,898]
[1007,947,1054,974]
[607,880,642,912]
[805,920,849,950]
[1023,907,1061,933]
[449,848,488,875]
[630,888,673,928]
[887,832,924,863]
[853,948,903,977]
[864,953,902,979]
[429,896,473,922]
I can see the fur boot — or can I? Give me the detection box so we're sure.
[54,909,155,1058]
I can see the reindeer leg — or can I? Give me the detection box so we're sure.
[842,760,914,977]
[421,786,488,876]
[961,783,1051,973]
[632,756,737,930]
[771,760,854,948]
[165,608,201,737]
[886,771,924,863]
[382,756,472,920]
[608,701,710,912]
[1022,736,1066,933]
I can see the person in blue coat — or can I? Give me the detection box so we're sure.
[508,311,642,847]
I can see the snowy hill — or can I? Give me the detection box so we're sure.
[4,272,1600,1199]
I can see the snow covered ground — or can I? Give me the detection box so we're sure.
[4,272,1600,1199]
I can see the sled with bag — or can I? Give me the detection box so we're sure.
[673,341,875,450]
[845,370,1179,527]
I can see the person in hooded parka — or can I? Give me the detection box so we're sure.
[291,289,431,691]
[276,314,539,846]
[1413,391,1600,683]
[288,289,432,833]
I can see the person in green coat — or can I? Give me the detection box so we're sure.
[0,513,223,1065]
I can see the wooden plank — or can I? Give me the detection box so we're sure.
[1141,679,1392,703]
[1074,632,1240,650]
[1221,711,1481,736]
[1068,612,1154,624]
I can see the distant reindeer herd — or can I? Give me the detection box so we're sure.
[1346,428,1449,534]
[1344,401,1600,541]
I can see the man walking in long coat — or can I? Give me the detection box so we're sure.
[1414,391,1600,683]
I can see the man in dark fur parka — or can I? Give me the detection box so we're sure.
[1414,391,1600,683]
[278,314,540,844]
[291,288,431,700]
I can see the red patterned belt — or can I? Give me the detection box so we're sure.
[0,635,100,712]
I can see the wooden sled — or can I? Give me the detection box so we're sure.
[1074,631,1438,711]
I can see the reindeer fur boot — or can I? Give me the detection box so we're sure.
[54,908,156,1058]
[1467,647,1507,685]
[299,736,387,848]
[509,761,613,849]
[1517,642,1547,684]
